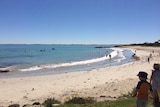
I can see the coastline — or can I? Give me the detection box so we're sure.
[0,46,160,106]
[0,47,134,78]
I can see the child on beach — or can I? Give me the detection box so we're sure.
[133,71,153,107]
[150,63,160,106]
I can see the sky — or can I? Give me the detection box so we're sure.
[0,0,160,44]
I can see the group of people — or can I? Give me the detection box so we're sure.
[133,63,160,107]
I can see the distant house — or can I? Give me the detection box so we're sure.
[155,40,160,44]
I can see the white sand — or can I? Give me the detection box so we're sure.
[0,46,160,106]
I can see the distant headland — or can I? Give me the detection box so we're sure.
[115,40,160,47]
[95,40,160,48]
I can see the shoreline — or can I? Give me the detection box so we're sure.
[0,46,160,106]
[0,48,134,79]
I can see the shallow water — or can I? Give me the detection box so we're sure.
[0,44,135,78]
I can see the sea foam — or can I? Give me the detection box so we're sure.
[20,48,125,72]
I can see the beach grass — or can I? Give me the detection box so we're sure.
[40,84,156,107]
[56,98,153,107]
[42,88,154,107]
[42,94,154,107]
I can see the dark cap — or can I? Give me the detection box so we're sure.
[153,63,159,70]
[137,71,148,79]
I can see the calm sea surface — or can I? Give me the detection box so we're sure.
[0,44,135,78]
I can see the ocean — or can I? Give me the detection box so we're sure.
[0,44,135,78]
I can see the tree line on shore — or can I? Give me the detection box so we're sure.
[115,40,160,47]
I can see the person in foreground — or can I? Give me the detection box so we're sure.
[150,63,160,106]
[133,71,153,107]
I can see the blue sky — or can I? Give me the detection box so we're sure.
[0,0,160,44]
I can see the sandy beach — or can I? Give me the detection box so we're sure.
[0,46,160,107]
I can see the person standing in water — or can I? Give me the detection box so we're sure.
[106,54,111,60]
[109,54,111,59]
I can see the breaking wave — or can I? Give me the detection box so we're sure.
[20,48,125,72]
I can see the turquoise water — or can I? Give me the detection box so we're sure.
[0,44,134,78]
